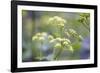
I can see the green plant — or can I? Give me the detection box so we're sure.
[32,16,84,61]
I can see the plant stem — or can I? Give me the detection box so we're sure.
[39,42,43,60]
[53,24,64,60]
[53,47,62,60]
[83,21,90,32]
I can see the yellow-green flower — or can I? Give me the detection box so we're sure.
[65,32,70,37]
[32,36,38,41]
[48,16,66,27]
[48,17,53,22]
[62,19,66,23]
[50,39,55,43]
[54,43,62,49]
[42,32,47,36]
[53,16,61,21]
[39,37,45,41]
[58,23,64,28]
[56,38,62,42]
[63,41,68,46]
[63,38,71,43]
[67,45,73,52]
[36,33,41,37]
[32,32,48,42]
[69,29,76,34]
[48,35,54,40]
[79,35,83,39]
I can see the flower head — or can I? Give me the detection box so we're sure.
[49,39,56,43]
[39,37,45,41]
[48,16,66,28]
[58,23,64,28]
[62,38,71,44]
[36,33,41,37]
[42,32,47,37]
[32,32,47,42]
[69,29,77,34]
[67,45,73,52]
[32,36,38,41]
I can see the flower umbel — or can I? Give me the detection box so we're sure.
[48,16,66,28]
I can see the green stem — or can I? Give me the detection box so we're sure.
[39,42,43,60]
[53,25,64,60]
[61,26,63,36]
[53,47,62,60]
[53,41,63,60]
[83,21,90,32]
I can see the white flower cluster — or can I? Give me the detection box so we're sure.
[32,32,54,42]
[32,32,47,41]
[31,16,84,60]
[48,16,66,28]
[49,37,73,52]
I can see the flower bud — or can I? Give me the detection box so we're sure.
[48,35,54,40]
[54,43,62,49]
[63,41,68,46]
[66,45,73,52]
[69,29,76,34]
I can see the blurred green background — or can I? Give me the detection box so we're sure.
[22,10,90,62]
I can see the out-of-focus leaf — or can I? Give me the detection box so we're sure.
[72,42,82,51]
